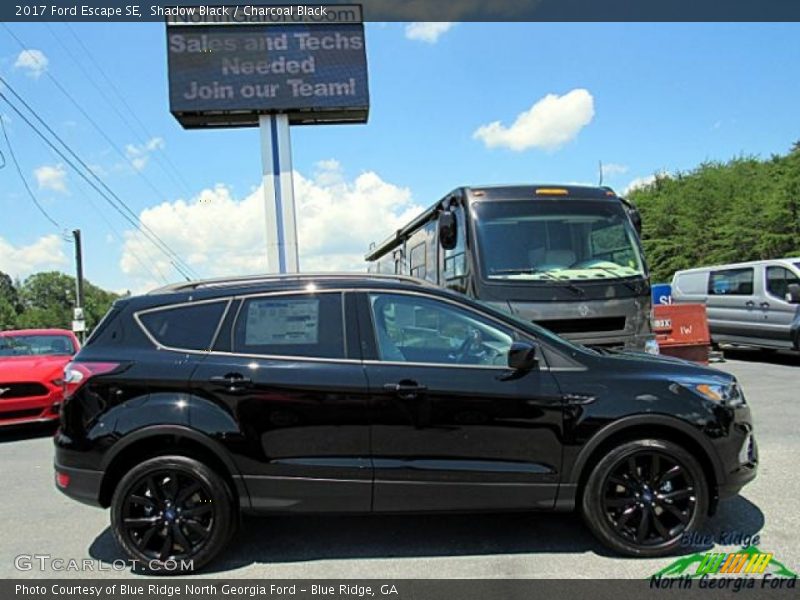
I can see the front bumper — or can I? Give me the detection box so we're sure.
[718,429,758,499]
[711,404,758,501]
[0,387,62,426]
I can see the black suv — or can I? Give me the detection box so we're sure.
[55,273,757,572]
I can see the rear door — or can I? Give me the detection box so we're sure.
[357,290,564,512]
[190,290,373,512]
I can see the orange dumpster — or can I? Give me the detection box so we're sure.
[653,304,711,364]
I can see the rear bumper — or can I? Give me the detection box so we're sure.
[54,461,104,507]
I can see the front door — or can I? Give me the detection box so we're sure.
[357,291,564,512]
[762,265,800,346]
[191,291,372,512]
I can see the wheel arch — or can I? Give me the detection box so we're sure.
[568,415,723,515]
[98,425,249,510]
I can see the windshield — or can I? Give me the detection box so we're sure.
[0,335,75,357]
[473,200,645,281]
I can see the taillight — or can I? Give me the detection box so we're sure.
[63,361,120,398]
[55,471,70,488]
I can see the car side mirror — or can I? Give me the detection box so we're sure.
[438,211,457,250]
[786,283,800,304]
[508,341,538,371]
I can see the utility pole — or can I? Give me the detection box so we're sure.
[72,229,86,342]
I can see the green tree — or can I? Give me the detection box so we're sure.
[630,150,800,283]
[0,271,20,329]
[14,271,118,332]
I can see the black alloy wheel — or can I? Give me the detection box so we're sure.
[602,452,696,545]
[581,439,709,557]
[111,455,235,573]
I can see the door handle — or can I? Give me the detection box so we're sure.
[383,381,427,399]
[209,374,252,390]
[760,302,770,309]
[745,301,755,308]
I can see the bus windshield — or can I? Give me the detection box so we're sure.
[473,200,645,282]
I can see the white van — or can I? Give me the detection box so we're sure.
[672,258,800,351]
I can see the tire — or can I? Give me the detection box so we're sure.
[581,439,708,557]
[110,455,235,574]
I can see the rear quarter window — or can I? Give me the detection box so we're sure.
[138,301,228,351]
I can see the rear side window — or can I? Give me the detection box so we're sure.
[709,268,754,296]
[138,301,227,351]
[233,293,345,359]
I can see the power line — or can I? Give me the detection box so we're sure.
[2,24,200,280]
[0,114,65,233]
[66,151,170,285]
[64,23,195,197]
[49,23,195,200]
[0,88,179,284]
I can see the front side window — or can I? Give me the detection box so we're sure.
[766,266,800,300]
[709,268,754,296]
[139,301,227,351]
[368,293,514,367]
[0,334,75,357]
[473,200,644,281]
[233,293,345,359]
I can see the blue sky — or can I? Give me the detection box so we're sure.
[1,22,799,293]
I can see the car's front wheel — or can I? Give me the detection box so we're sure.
[110,455,235,574]
[581,439,708,556]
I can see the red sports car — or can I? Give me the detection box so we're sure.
[0,329,80,427]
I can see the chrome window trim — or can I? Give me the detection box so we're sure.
[131,286,583,371]
[134,298,232,354]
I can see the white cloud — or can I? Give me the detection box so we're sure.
[125,137,165,171]
[623,171,670,195]
[601,163,629,178]
[120,161,422,291]
[33,164,68,193]
[473,88,595,152]
[0,235,68,279]
[404,22,454,43]
[14,49,49,78]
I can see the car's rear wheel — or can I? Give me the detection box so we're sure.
[581,439,708,557]
[110,455,235,574]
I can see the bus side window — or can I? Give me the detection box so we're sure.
[443,207,466,284]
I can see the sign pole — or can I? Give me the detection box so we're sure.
[259,113,299,274]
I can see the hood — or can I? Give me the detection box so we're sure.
[591,348,734,383]
[0,355,71,382]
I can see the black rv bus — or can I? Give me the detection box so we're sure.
[366,185,657,352]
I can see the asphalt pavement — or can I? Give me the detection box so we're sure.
[1,350,797,579]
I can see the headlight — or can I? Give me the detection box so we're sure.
[686,381,746,407]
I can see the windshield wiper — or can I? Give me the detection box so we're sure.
[490,268,585,297]
[585,266,641,293]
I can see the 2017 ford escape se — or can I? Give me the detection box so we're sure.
[54,273,757,572]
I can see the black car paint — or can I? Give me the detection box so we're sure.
[54,275,757,516]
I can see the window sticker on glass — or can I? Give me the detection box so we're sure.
[245,299,320,345]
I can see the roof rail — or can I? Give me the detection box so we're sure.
[147,272,433,295]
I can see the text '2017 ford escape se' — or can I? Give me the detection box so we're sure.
[54,273,757,573]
